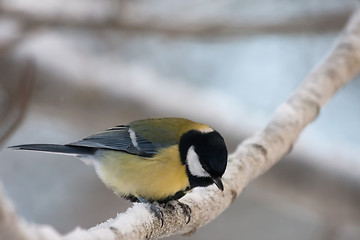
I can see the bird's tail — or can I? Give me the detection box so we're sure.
[9,144,95,156]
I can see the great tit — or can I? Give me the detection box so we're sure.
[10,117,228,224]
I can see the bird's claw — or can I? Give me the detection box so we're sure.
[150,203,164,227]
[138,197,191,226]
[177,201,192,224]
[137,197,164,227]
[166,201,192,224]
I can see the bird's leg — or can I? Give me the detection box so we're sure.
[137,197,164,227]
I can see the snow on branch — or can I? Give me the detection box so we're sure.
[1,7,360,240]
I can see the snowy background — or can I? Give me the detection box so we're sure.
[0,1,360,239]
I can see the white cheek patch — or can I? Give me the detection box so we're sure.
[187,146,210,177]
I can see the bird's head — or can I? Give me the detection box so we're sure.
[179,129,228,191]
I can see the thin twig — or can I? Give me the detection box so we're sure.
[0,61,35,147]
[0,7,352,36]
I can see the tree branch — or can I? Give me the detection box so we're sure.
[0,184,62,240]
[0,5,352,36]
[0,61,35,147]
[1,7,360,240]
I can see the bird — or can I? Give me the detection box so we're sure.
[10,117,228,225]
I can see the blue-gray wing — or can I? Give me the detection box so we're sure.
[68,125,167,157]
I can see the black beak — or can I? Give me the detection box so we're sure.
[212,177,224,191]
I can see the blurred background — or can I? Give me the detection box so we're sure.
[1,0,360,239]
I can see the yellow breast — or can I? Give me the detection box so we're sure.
[94,145,189,201]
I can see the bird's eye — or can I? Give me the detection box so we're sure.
[202,163,211,173]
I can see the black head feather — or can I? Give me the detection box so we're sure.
[179,130,228,189]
